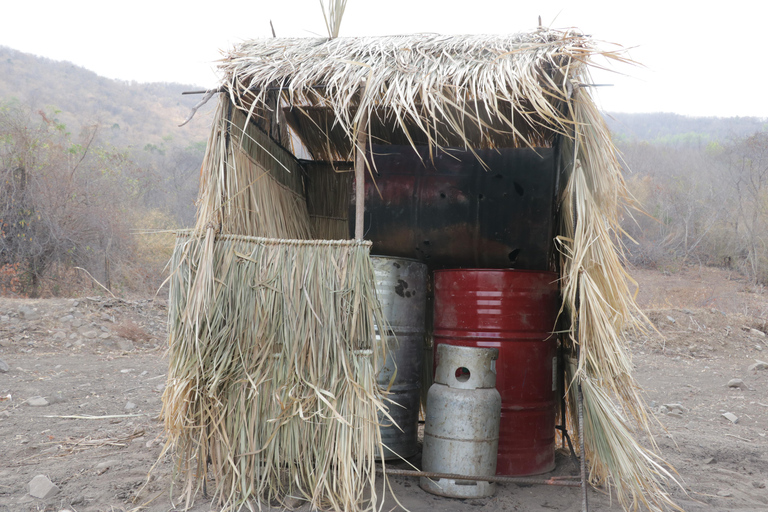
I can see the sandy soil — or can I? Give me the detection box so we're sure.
[1,266,767,511]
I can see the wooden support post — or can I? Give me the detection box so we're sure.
[354,115,368,240]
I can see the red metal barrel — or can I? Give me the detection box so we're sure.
[433,269,559,476]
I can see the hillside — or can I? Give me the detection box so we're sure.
[606,111,768,146]
[0,46,212,149]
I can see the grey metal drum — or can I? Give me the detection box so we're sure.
[372,256,428,460]
[421,344,501,498]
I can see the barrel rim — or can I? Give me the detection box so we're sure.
[433,268,559,277]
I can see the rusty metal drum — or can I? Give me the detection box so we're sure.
[421,344,501,498]
[372,256,428,460]
[433,269,559,476]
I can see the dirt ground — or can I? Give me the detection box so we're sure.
[1,265,767,512]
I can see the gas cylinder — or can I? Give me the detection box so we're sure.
[421,344,501,498]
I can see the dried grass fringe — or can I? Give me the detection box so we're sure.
[162,233,389,511]
[558,83,684,511]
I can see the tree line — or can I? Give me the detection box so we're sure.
[617,130,768,284]
[0,100,203,297]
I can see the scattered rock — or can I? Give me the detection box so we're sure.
[665,403,687,413]
[71,319,83,328]
[117,340,135,352]
[702,457,715,465]
[59,315,73,323]
[754,481,766,489]
[28,474,59,499]
[99,332,111,339]
[0,315,9,322]
[27,396,49,407]
[748,360,768,371]
[283,496,305,509]
[18,306,41,321]
[53,332,66,340]
[0,358,9,373]
[125,401,136,410]
[750,328,766,337]
[82,330,98,339]
[716,490,733,497]
[727,378,745,389]
[722,412,739,424]
[666,316,676,324]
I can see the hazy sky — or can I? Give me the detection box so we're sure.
[2,1,766,118]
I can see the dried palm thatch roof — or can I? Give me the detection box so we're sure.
[173,27,683,512]
[218,29,626,160]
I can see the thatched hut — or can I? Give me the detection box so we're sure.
[163,27,680,512]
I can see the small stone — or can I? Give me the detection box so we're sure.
[28,474,59,499]
[18,306,41,321]
[750,328,766,337]
[728,378,745,389]
[0,315,9,322]
[754,481,766,489]
[757,345,763,351]
[71,319,83,328]
[125,401,136,410]
[702,457,714,464]
[99,333,111,339]
[53,332,66,340]
[95,460,118,470]
[155,383,165,392]
[117,340,134,352]
[27,396,49,407]
[72,300,80,307]
[283,496,305,509]
[749,360,768,371]
[717,490,733,497]
[59,315,73,323]
[665,403,686,413]
[0,358,9,373]
[722,412,739,424]
[666,316,676,324]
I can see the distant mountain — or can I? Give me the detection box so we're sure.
[605,112,768,146]
[0,46,212,149]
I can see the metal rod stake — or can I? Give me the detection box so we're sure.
[578,382,589,512]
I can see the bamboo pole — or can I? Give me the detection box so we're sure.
[354,115,368,240]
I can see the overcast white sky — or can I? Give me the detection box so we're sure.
[2,1,766,118]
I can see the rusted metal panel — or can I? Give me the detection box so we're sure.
[351,144,560,270]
